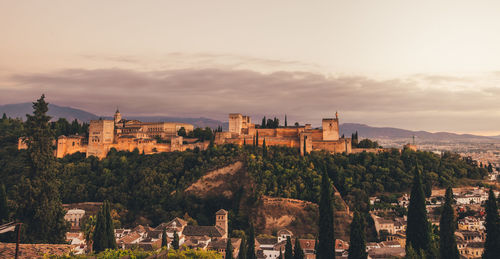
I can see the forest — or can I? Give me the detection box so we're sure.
[0,113,489,240]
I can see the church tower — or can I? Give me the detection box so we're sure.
[114,108,122,125]
[215,209,228,238]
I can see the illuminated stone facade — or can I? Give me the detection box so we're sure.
[216,112,351,155]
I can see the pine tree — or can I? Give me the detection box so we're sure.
[285,236,293,259]
[238,235,247,259]
[317,170,335,259]
[226,237,234,259]
[173,230,180,250]
[294,237,305,259]
[439,187,459,259]
[483,188,500,258]
[406,169,431,257]
[0,184,8,223]
[161,228,167,248]
[348,211,367,259]
[246,224,256,259]
[19,95,68,243]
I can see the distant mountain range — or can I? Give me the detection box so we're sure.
[0,103,227,129]
[1,102,497,142]
[0,103,99,122]
[340,123,498,142]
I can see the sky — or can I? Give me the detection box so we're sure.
[2,0,500,135]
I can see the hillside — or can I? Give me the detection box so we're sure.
[184,160,352,240]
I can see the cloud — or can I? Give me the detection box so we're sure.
[3,67,500,132]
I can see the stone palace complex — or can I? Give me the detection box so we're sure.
[19,110,352,158]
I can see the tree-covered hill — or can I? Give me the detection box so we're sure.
[0,114,489,242]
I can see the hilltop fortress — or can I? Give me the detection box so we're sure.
[19,110,208,159]
[19,111,352,158]
[215,112,351,155]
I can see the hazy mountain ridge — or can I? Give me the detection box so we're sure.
[340,123,498,142]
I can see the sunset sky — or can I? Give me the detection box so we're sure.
[2,0,500,134]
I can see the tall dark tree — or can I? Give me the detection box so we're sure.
[439,187,459,259]
[246,224,256,259]
[284,236,293,259]
[317,170,335,259]
[226,237,234,259]
[279,248,283,259]
[0,184,8,223]
[284,115,288,127]
[18,95,68,243]
[263,138,267,158]
[173,230,180,250]
[238,235,247,259]
[406,169,431,257]
[92,201,116,252]
[483,189,500,259]
[261,117,266,128]
[294,237,305,259]
[161,228,167,248]
[348,211,367,259]
[256,131,259,147]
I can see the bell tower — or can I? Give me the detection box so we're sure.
[215,209,228,238]
[114,108,122,125]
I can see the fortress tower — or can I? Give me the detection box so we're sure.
[322,112,340,141]
[215,209,228,238]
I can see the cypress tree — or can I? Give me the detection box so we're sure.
[226,237,234,259]
[285,115,287,127]
[439,187,459,259]
[243,138,246,146]
[317,170,335,259]
[348,211,367,259]
[105,202,116,249]
[284,236,293,259]
[161,228,167,248]
[173,230,180,250]
[92,205,105,252]
[406,169,431,257]
[294,237,305,259]
[0,184,8,224]
[261,117,266,128]
[93,201,116,252]
[246,224,256,259]
[263,138,267,157]
[256,131,259,147]
[19,95,68,243]
[238,235,247,259]
[483,188,500,258]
